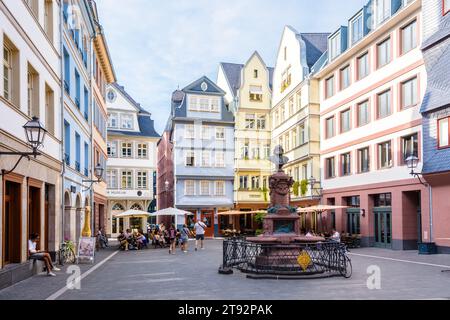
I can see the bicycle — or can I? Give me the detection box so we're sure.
[59,240,77,265]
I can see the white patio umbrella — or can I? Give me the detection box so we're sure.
[149,207,194,217]
[113,209,151,218]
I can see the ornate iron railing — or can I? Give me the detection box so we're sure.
[219,239,352,279]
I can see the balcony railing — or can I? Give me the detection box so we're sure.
[75,161,80,172]
[84,168,89,177]
[75,98,80,109]
[84,111,88,121]
[64,153,70,166]
[64,80,70,94]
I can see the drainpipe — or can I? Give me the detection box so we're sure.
[428,185,433,243]
[59,2,66,246]
[89,31,96,237]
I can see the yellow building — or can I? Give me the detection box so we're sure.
[217,52,273,230]
[271,27,329,208]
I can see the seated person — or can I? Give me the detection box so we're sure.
[117,231,129,251]
[135,231,147,249]
[28,233,60,277]
[97,228,108,248]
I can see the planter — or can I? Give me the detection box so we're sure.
[418,242,437,255]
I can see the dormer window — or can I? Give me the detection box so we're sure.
[350,13,363,45]
[375,0,391,25]
[329,32,341,61]
[121,114,133,130]
[249,85,263,102]
[108,113,118,128]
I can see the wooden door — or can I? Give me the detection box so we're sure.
[200,211,214,238]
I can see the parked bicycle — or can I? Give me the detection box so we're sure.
[59,240,76,265]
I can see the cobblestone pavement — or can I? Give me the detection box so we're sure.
[1,240,450,300]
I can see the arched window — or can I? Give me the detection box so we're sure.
[130,203,143,211]
[112,203,125,211]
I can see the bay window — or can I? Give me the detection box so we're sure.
[438,117,449,148]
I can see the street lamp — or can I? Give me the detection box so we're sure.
[405,155,428,186]
[82,163,104,191]
[0,117,47,175]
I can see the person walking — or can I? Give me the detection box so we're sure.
[194,220,207,251]
[168,224,177,254]
[180,224,191,253]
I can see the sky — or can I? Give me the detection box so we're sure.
[96,0,368,134]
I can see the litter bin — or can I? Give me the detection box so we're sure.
[418,242,437,255]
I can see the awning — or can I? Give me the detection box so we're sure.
[113,210,151,218]
[149,207,194,217]
[249,85,263,94]
[218,210,267,216]
[297,205,349,213]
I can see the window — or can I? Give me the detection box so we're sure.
[357,52,369,80]
[357,100,370,126]
[27,64,39,117]
[44,0,53,42]
[25,0,39,17]
[402,134,418,162]
[401,20,417,54]
[445,0,450,15]
[326,116,335,139]
[340,109,351,133]
[351,14,363,45]
[107,170,118,189]
[376,0,391,25]
[185,181,195,196]
[251,145,260,159]
[341,153,351,176]
[289,98,294,116]
[185,150,195,167]
[299,125,306,144]
[189,96,198,111]
[216,127,225,140]
[302,164,308,180]
[63,48,70,94]
[340,66,351,90]
[75,133,81,172]
[378,141,392,169]
[75,69,80,109]
[439,118,449,148]
[245,114,256,129]
[199,98,209,111]
[254,69,258,78]
[215,151,225,167]
[275,111,280,127]
[257,115,266,130]
[137,143,148,158]
[296,91,301,110]
[201,151,211,167]
[137,171,148,189]
[377,89,392,118]
[377,38,391,68]
[374,193,392,207]
[107,141,118,157]
[121,142,132,158]
[121,171,133,189]
[358,147,370,173]
[241,142,249,159]
[64,120,70,165]
[284,133,290,151]
[121,114,133,129]
[239,176,248,190]
[200,181,210,196]
[326,76,335,98]
[326,157,336,179]
[211,98,219,112]
[251,176,260,190]
[264,145,270,159]
[401,77,418,109]
[329,33,341,60]
[215,181,225,196]
[202,126,210,140]
[45,84,55,135]
[185,124,195,139]
[292,129,298,148]
[84,87,89,120]
[249,86,263,102]
[284,46,287,60]
[3,44,12,101]
[281,105,286,122]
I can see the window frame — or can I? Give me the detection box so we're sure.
[341,152,352,176]
[400,19,418,55]
[400,76,418,110]
[215,127,225,140]
[136,171,148,189]
[185,124,195,139]
[200,181,211,196]
[325,75,335,99]
[3,44,12,101]
[377,89,392,119]
[444,0,450,15]
[340,65,351,90]
[215,181,226,196]
[350,12,364,46]
[378,141,393,169]
[357,52,369,81]
[184,180,195,196]
[357,100,370,127]
[121,142,132,158]
[401,133,419,164]
[107,141,118,158]
[438,117,450,149]
[137,143,148,159]
[358,147,370,173]
[377,37,392,69]
[185,150,196,167]
[340,108,351,133]
[326,116,336,139]
[215,151,225,168]
[121,170,133,189]
[326,157,336,179]
[120,114,134,130]
[201,150,211,167]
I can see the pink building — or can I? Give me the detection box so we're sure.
[315,0,431,250]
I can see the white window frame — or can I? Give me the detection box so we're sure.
[184,180,195,196]
[137,143,148,159]
[257,114,266,130]
[202,125,210,140]
[329,32,341,60]
[350,12,364,46]
[357,52,369,80]
[376,0,391,26]
[401,77,418,109]
[377,89,392,118]
[378,141,393,169]
[377,37,391,68]
[215,151,225,168]
[185,124,195,139]
[121,142,133,158]
[401,20,417,54]
[215,127,225,140]
[107,169,118,189]
[201,150,211,167]
[136,171,148,189]
[121,170,133,189]
[340,65,351,90]
[200,181,210,196]
[108,113,118,128]
[3,45,12,101]
[215,181,225,196]
[120,114,133,130]
[107,141,118,158]
[245,114,256,129]
[326,76,335,98]
[185,150,195,167]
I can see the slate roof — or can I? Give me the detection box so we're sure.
[420,37,450,114]
[422,150,450,175]
[298,33,330,68]
[220,62,243,97]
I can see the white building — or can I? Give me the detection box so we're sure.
[0,0,62,280]
[106,83,160,236]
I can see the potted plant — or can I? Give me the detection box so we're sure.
[292,181,300,197]
[300,179,308,196]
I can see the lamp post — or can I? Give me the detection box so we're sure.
[405,156,428,187]
[0,117,47,175]
[82,163,104,191]
[308,176,323,201]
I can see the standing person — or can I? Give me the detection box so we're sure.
[168,224,177,254]
[28,234,60,277]
[331,229,341,243]
[180,224,191,253]
[194,220,207,251]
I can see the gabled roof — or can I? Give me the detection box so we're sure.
[182,76,226,95]
[220,62,244,97]
[108,114,160,138]
[111,82,151,115]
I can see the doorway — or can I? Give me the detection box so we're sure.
[200,211,214,237]
[374,208,392,248]
[28,186,41,245]
[4,180,22,265]
[346,208,361,235]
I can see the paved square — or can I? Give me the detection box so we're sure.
[1,240,450,300]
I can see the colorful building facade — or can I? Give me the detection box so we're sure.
[316,0,430,250]
[167,76,235,237]
[420,0,450,253]
[217,52,273,231]
[106,83,159,237]
[271,27,329,209]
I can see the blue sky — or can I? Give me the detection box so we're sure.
[96,0,368,134]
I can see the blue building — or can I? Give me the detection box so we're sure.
[62,0,95,242]
[169,76,235,237]
[419,0,450,253]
